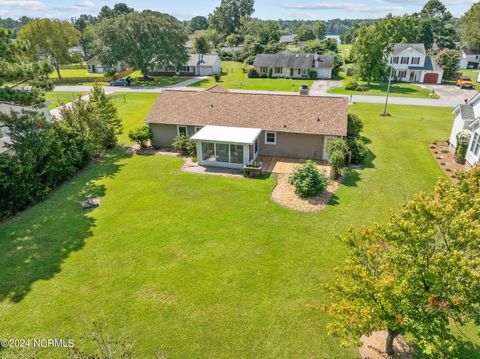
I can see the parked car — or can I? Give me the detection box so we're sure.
[110,77,132,87]
[456,76,474,89]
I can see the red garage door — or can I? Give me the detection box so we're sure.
[423,73,439,84]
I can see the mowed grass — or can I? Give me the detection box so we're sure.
[189,61,314,92]
[49,68,105,79]
[1,102,479,358]
[126,70,190,87]
[44,92,158,145]
[328,76,440,99]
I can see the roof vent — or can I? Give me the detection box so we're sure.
[295,54,299,58]
[317,118,320,122]
[299,84,310,96]
[306,54,310,58]
[283,124,287,128]
[210,104,214,108]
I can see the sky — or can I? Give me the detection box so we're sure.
[0,0,477,21]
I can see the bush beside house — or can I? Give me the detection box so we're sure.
[289,160,328,198]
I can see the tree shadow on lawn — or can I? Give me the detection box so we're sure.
[0,150,125,303]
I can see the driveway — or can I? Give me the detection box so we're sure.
[311,79,343,92]
[419,84,477,104]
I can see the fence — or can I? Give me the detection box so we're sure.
[59,64,88,70]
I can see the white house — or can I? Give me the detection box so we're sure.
[459,48,480,69]
[387,43,443,84]
[87,56,125,74]
[449,92,480,168]
[185,54,221,76]
[253,51,334,80]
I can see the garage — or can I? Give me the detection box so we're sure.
[423,73,439,84]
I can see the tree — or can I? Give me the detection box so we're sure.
[326,138,349,178]
[314,21,326,40]
[18,19,80,79]
[128,126,153,148]
[94,10,188,79]
[458,2,480,50]
[347,113,363,138]
[187,16,208,34]
[0,28,52,106]
[73,14,97,58]
[208,0,255,36]
[192,32,211,54]
[98,3,134,21]
[352,24,386,86]
[241,19,280,45]
[436,48,460,81]
[295,24,316,42]
[419,0,457,49]
[324,168,480,356]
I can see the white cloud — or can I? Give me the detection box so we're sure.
[75,0,95,8]
[279,2,403,12]
[54,1,96,11]
[0,0,46,10]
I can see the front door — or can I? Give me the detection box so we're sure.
[290,68,294,77]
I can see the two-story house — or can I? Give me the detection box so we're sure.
[387,43,443,84]
[449,92,480,168]
[253,51,334,80]
[459,48,480,69]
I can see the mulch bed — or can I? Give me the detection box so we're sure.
[429,142,465,183]
[271,173,343,212]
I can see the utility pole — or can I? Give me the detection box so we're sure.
[383,65,393,116]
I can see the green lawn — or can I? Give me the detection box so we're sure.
[328,76,440,99]
[125,70,190,87]
[338,44,352,60]
[44,92,158,144]
[1,101,479,358]
[49,68,105,79]
[189,61,314,92]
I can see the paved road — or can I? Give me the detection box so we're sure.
[52,80,478,109]
[418,84,476,104]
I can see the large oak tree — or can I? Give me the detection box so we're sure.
[458,2,480,51]
[94,10,188,79]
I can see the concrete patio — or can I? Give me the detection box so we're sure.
[257,156,332,176]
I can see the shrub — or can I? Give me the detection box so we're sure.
[327,138,350,178]
[309,70,318,80]
[347,113,363,138]
[214,73,221,82]
[259,72,267,78]
[346,138,368,164]
[247,67,259,78]
[128,126,152,148]
[268,67,273,78]
[289,160,328,198]
[172,135,196,156]
[344,77,368,91]
[454,130,471,164]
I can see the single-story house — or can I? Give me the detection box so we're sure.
[152,54,221,77]
[459,48,480,69]
[449,92,480,168]
[387,43,443,84]
[253,51,334,79]
[87,56,125,74]
[279,34,295,44]
[145,85,348,169]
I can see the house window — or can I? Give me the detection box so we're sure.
[470,132,480,156]
[274,67,282,74]
[230,144,244,164]
[297,68,301,75]
[202,142,215,161]
[397,70,407,78]
[391,57,399,64]
[215,143,229,162]
[260,66,268,73]
[177,125,188,137]
[195,126,203,133]
[411,57,420,65]
[265,131,276,144]
[400,57,409,64]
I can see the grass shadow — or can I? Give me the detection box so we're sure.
[0,150,125,303]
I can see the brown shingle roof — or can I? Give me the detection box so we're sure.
[205,84,230,92]
[145,89,348,136]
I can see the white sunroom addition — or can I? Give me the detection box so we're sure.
[191,125,261,169]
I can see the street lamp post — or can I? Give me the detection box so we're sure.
[382,65,393,116]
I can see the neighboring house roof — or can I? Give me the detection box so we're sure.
[87,56,101,65]
[408,56,442,71]
[462,47,480,56]
[459,104,476,120]
[392,43,426,56]
[280,34,295,43]
[145,88,348,136]
[187,54,220,67]
[253,52,333,70]
[220,46,243,52]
